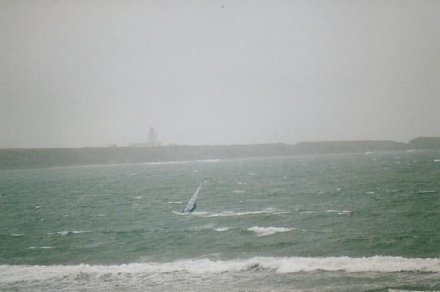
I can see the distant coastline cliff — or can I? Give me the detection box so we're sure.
[1,137,440,169]
[408,137,440,149]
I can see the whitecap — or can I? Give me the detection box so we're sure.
[417,190,437,194]
[189,225,233,233]
[50,230,91,236]
[337,210,353,215]
[71,230,91,234]
[196,159,221,163]
[168,201,182,204]
[193,209,287,218]
[326,210,353,215]
[27,246,54,250]
[248,226,296,236]
[10,234,24,237]
[214,227,231,232]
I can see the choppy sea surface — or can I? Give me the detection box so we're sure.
[1,150,440,291]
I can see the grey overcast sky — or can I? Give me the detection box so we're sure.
[1,0,440,148]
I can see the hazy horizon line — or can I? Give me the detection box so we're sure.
[1,136,437,150]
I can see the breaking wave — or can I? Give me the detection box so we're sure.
[248,226,296,236]
[192,209,288,218]
[326,209,353,215]
[2,256,440,284]
[214,227,231,232]
[48,230,91,236]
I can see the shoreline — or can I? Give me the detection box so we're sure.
[1,137,439,170]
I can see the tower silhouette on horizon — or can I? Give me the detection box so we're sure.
[148,127,158,147]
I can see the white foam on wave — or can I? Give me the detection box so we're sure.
[168,201,182,204]
[214,227,231,232]
[196,159,221,163]
[193,209,287,218]
[27,246,55,250]
[49,230,91,236]
[2,256,440,283]
[248,226,296,236]
[326,210,353,216]
[417,190,437,194]
[189,224,232,232]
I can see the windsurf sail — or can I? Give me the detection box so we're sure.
[181,183,202,213]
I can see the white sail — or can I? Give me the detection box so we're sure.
[182,183,202,213]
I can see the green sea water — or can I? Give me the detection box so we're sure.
[1,151,440,291]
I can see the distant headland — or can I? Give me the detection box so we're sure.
[1,137,440,170]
